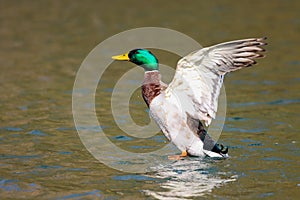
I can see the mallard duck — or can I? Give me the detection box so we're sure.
[112,37,267,159]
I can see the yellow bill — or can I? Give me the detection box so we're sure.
[112,53,129,61]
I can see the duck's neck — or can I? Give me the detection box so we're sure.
[142,70,161,107]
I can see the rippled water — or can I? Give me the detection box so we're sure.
[1,1,300,199]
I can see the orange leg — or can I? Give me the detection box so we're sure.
[168,150,188,160]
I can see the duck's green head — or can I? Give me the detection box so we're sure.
[112,49,159,71]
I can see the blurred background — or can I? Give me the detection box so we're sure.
[1,0,299,199]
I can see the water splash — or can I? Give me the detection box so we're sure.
[144,158,236,199]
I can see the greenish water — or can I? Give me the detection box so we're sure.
[1,1,299,199]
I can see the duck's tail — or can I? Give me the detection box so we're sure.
[200,130,229,158]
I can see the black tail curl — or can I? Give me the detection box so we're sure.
[186,112,229,156]
[211,143,228,154]
[197,121,229,155]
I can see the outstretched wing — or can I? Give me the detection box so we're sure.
[165,37,267,126]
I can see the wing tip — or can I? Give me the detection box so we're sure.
[258,36,267,41]
[257,36,268,47]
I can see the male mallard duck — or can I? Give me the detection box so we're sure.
[112,37,267,159]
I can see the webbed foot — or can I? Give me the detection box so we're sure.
[168,150,188,160]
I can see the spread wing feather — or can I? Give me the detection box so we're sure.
[165,37,267,126]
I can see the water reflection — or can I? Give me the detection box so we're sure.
[144,158,236,199]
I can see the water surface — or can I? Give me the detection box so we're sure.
[1,1,299,199]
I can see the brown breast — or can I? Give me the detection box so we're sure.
[141,71,162,107]
[142,83,161,107]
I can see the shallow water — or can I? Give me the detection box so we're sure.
[1,1,300,199]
